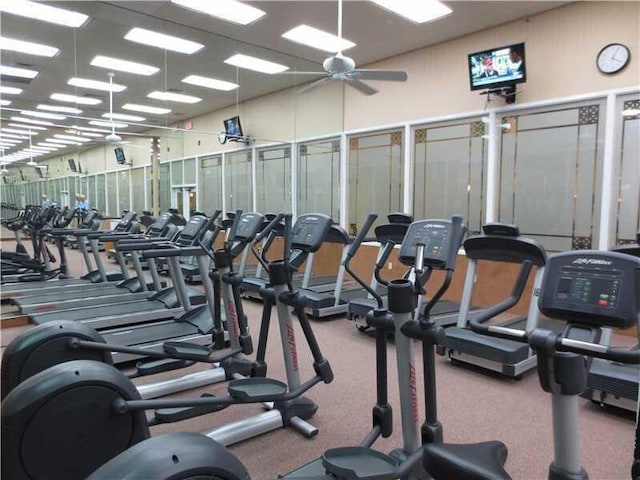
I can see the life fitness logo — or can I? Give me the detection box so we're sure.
[572,258,612,266]
[409,363,419,422]
[228,299,240,338]
[287,323,299,371]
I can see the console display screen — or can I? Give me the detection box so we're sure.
[555,268,621,309]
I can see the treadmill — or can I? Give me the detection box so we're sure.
[101,211,265,365]
[1,211,139,298]
[438,223,548,378]
[583,233,640,411]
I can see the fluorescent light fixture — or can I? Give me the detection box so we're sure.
[0,138,22,144]
[0,65,38,79]
[68,77,126,92]
[54,134,91,143]
[78,132,103,138]
[46,138,81,145]
[102,112,145,122]
[0,36,59,57]
[10,116,55,126]
[0,0,89,28]
[29,146,56,152]
[147,91,201,104]
[1,128,37,136]
[0,86,23,95]
[21,110,67,120]
[282,25,355,53]
[37,104,82,114]
[51,93,101,105]
[90,55,159,76]
[122,103,171,115]
[182,75,238,91]
[0,100,11,106]
[37,143,61,148]
[170,0,266,25]
[69,125,111,133]
[124,27,204,54]
[224,53,288,74]
[0,133,28,139]
[89,120,128,129]
[9,123,47,131]
[370,0,452,24]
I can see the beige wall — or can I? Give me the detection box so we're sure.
[32,1,640,176]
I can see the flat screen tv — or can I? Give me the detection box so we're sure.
[114,147,126,164]
[223,116,243,140]
[35,166,43,178]
[68,158,77,172]
[468,42,526,91]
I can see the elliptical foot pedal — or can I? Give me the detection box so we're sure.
[152,393,228,423]
[227,378,287,402]
[163,341,211,361]
[136,358,195,376]
[321,447,398,480]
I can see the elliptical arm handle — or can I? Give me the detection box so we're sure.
[468,260,533,339]
[373,241,395,288]
[555,338,640,364]
[283,213,293,264]
[226,209,243,244]
[346,213,378,260]
[254,213,284,243]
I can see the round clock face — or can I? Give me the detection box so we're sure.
[218,132,227,144]
[597,43,630,74]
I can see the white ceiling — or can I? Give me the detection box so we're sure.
[0,0,568,164]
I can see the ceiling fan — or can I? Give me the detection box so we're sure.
[287,0,408,95]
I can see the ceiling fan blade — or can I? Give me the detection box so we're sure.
[345,78,378,95]
[297,76,332,94]
[350,69,408,82]
[280,71,327,75]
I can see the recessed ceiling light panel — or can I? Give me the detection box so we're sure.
[0,36,59,57]
[54,134,91,143]
[68,77,126,92]
[122,103,171,115]
[37,104,82,114]
[90,55,159,76]
[0,0,89,28]
[370,0,452,24]
[46,138,81,145]
[50,93,102,105]
[0,65,38,79]
[21,110,67,120]
[0,86,23,95]
[147,91,202,104]
[282,25,356,53]
[11,116,55,126]
[89,120,129,129]
[224,53,288,74]
[102,112,146,122]
[124,27,204,54]
[182,75,239,91]
[9,123,47,131]
[0,100,11,106]
[1,128,38,136]
[170,0,266,25]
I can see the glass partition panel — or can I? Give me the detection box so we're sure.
[297,138,340,219]
[171,160,183,186]
[159,163,171,213]
[118,170,130,213]
[614,95,640,245]
[348,130,404,234]
[199,155,222,212]
[87,176,96,210]
[106,172,118,216]
[145,166,152,212]
[413,120,487,234]
[256,145,291,214]
[68,175,76,203]
[95,174,105,214]
[225,150,252,212]
[184,158,196,185]
[131,168,146,213]
[498,101,605,252]
[79,176,87,205]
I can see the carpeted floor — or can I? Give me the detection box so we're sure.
[1,233,636,480]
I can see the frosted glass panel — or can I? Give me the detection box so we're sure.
[199,155,222,212]
[225,150,252,212]
[106,172,117,216]
[348,131,403,234]
[183,158,196,185]
[414,120,486,234]
[498,102,604,252]
[131,168,145,213]
[118,170,130,213]
[171,160,183,185]
[615,96,640,244]
[256,145,291,214]
[158,164,171,213]
[297,138,340,219]
[95,175,105,213]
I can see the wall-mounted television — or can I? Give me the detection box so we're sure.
[223,115,244,140]
[35,166,43,178]
[468,42,526,91]
[68,158,77,172]
[114,147,126,164]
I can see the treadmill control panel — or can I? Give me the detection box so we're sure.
[181,216,207,238]
[539,251,640,329]
[234,213,265,242]
[399,220,453,268]
[291,214,333,253]
[115,211,136,230]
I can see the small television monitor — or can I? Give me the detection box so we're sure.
[223,116,244,140]
[468,42,526,91]
[114,147,126,164]
[35,166,43,178]
[68,158,77,172]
